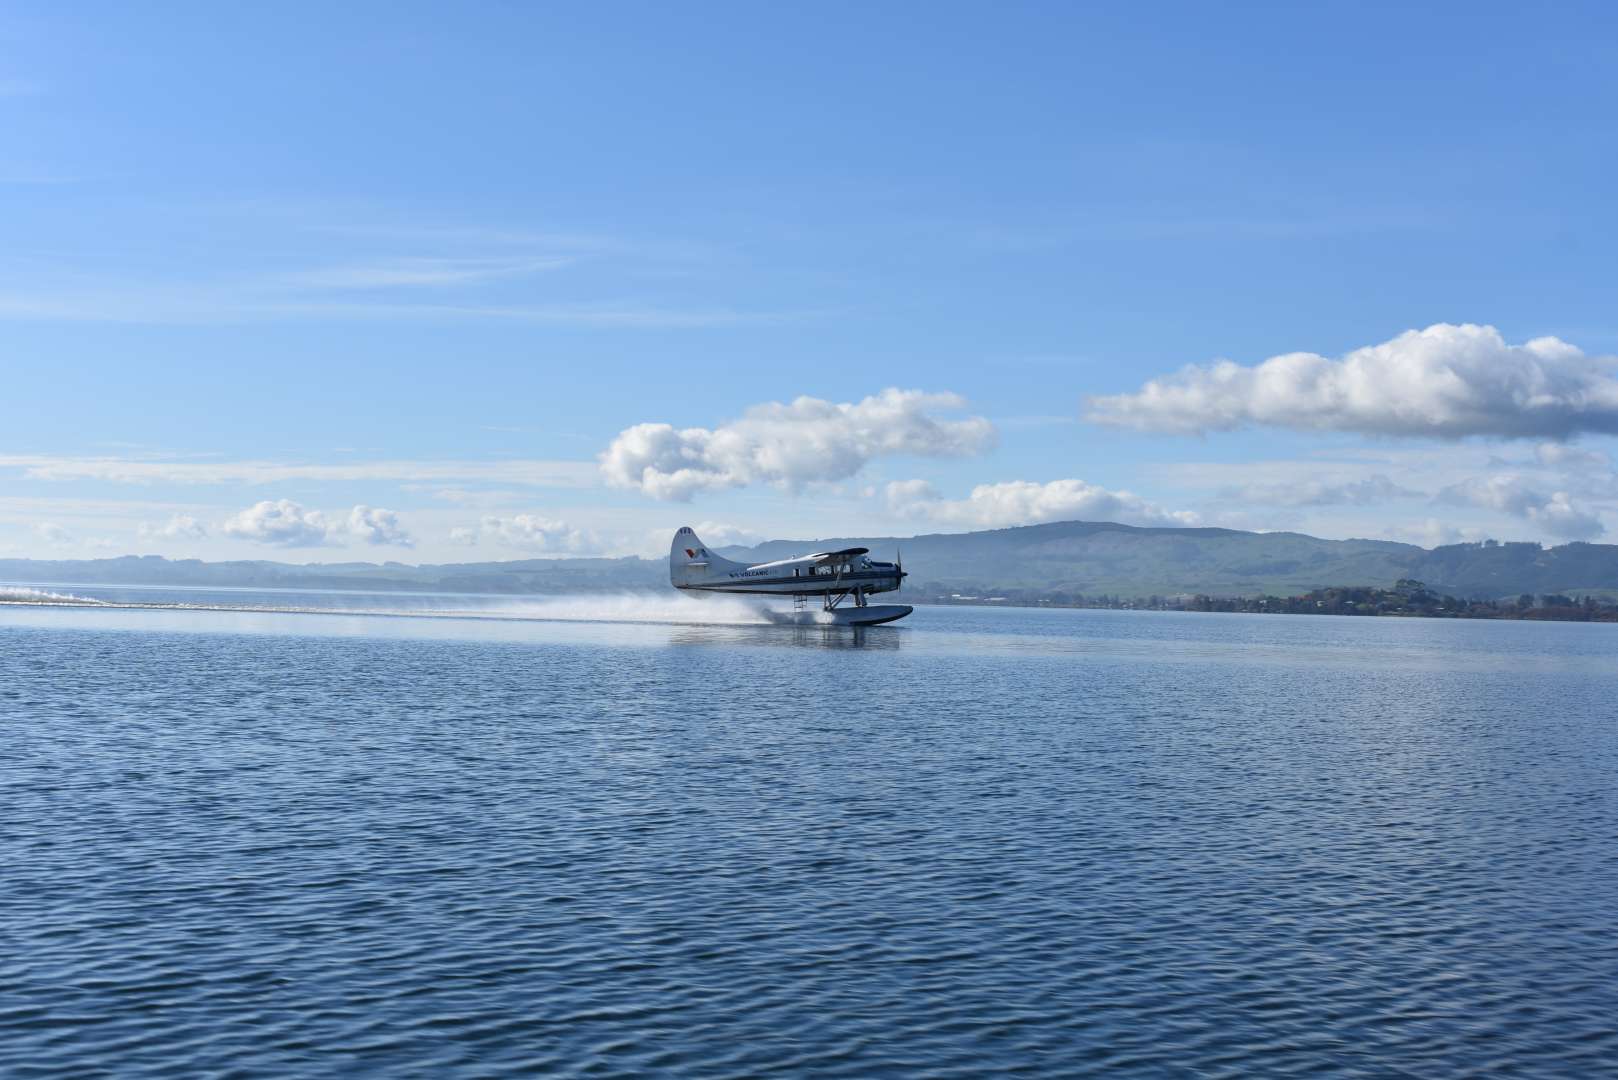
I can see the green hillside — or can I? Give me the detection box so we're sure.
[6,522,1618,602]
[726,523,1618,600]
[729,522,1421,597]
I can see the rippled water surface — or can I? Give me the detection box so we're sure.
[4,590,1617,1076]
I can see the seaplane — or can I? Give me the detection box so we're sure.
[669,525,912,626]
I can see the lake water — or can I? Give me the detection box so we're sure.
[3,586,1616,1077]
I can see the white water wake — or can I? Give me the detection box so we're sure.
[0,588,776,627]
[440,592,775,626]
[0,586,109,606]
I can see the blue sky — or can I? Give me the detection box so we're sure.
[5,2,1618,561]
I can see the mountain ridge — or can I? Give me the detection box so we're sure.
[4,520,1617,600]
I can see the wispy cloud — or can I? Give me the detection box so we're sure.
[0,495,211,515]
[267,301,777,327]
[302,223,618,251]
[138,514,207,541]
[1220,474,1423,507]
[285,256,575,289]
[417,487,533,507]
[0,454,599,488]
[0,287,779,328]
[454,514,596,553]
[0,214,771,326]
[1437,474,1605,541]
[32,522,72,546]
[1534,442,1612,470]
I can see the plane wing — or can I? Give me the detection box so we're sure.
[805,547,868,561]
[744,547,870,573]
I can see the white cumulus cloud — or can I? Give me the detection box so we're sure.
[1087,323,1618,439]
[344,505,414,548]
[463,514,595,553]
[222,500,335,547]
[1437,474,1604,541]
[221,500,414,548]
[886,478,1200,529]
[138,514,208,541]
[600,388,996,501]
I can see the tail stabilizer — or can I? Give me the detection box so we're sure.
[669,526,748,588]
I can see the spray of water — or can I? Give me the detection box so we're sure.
[0,586,109,605]
[0,586,774,626]
[439,592,775,625]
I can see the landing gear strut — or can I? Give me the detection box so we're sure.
[821,587,868,611]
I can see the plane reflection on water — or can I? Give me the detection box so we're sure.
[668,624,903,651]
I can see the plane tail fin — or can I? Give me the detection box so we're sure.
[669,526,746,588]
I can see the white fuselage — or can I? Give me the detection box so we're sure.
[668,526,912,625]
[679,555,903,597]
[668,527,905,598]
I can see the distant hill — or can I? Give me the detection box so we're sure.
[726,522,1419,598]
[5,522,1618,601]
[727,523,1618,600]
